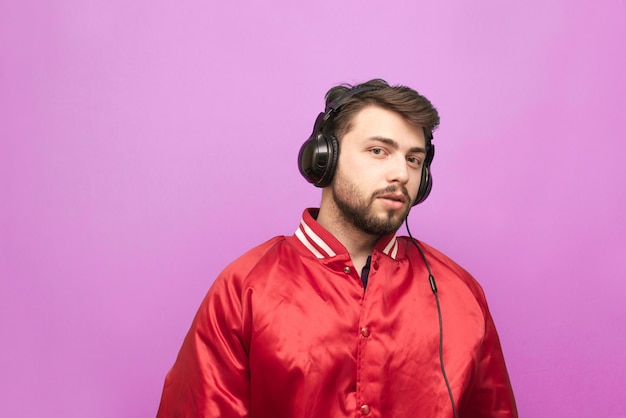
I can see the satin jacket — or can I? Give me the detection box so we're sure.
[157,209,517,417]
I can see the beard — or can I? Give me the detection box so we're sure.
[331,171,412,236]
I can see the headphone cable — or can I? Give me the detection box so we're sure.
[405,218,459,418]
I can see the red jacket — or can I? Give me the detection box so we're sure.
[157,209,517,417]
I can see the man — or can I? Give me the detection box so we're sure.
[157,79,517,417]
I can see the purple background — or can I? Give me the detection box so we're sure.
[1,1,625,417]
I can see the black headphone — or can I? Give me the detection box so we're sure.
[298,85,435,205]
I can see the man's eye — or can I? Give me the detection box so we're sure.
[371,148,384,155]
[407,156,422,167]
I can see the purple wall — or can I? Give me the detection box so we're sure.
[1,1,625,417]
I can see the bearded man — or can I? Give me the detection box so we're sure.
[157,79,518,418]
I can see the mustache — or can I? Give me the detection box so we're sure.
[372,185,411,202]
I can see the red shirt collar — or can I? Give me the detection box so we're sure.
[294,208,399,260]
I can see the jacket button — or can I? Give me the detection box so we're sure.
[372,260,379,270]
[360,404,371,415]
[360,327,370,338]
[343,266,351,274]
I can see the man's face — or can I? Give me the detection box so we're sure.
[331,105,426,236]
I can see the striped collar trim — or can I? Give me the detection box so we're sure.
[294,208,399,260]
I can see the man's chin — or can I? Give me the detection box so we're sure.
[375,205,410,223]
[363,212,406,235]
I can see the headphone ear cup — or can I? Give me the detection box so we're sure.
[298,133,339,187]
[413,166,432,206]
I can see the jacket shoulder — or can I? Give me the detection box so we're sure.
[218,236,289,282]
[398,237,488,305]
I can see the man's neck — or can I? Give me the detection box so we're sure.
[316,204,380,274]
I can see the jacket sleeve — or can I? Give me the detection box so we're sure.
[461,306,518,417]
[156,273,250,418]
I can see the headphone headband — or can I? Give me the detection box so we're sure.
[325,85,381,114]
[312,85,383,135]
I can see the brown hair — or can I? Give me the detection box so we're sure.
[321,78,440,142]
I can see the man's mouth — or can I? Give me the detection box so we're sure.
[378,193,406,203]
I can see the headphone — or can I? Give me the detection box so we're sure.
[298,85,435,205]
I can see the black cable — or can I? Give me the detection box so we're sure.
[405,218,459,418]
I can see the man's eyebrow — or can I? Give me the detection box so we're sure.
[367,136,427,154]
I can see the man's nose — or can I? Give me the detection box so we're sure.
[387,156,409,184]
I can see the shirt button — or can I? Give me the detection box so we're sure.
[360,404,371,415]
[360,327,370,338]
[343,266,351,274]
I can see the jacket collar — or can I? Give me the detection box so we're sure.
[294,208,399,260]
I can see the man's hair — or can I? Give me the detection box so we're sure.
[322,79,440,141]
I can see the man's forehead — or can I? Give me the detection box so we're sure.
[346,106,426,146]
